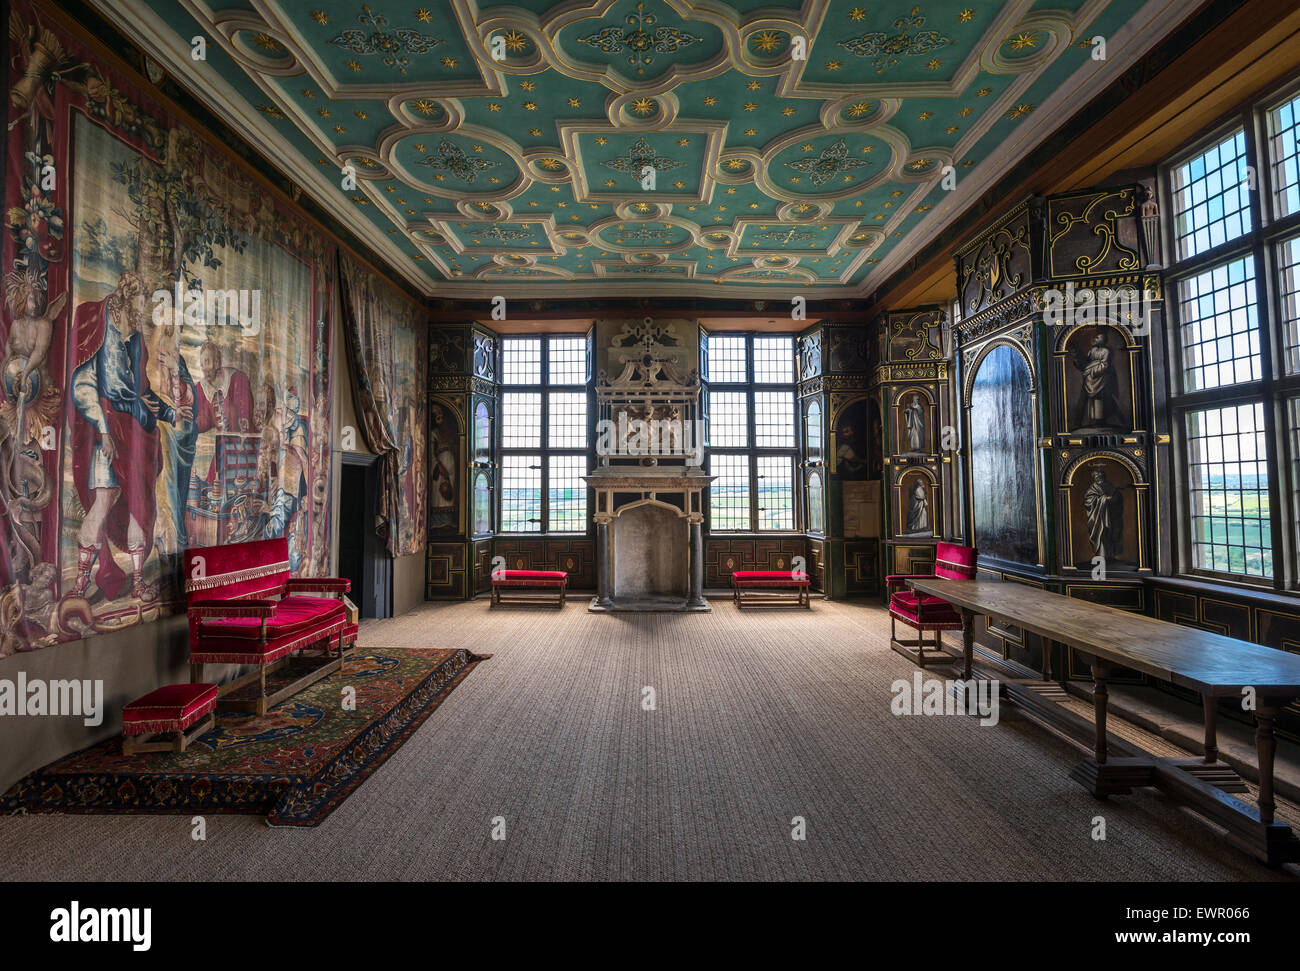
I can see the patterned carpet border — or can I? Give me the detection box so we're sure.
[1,648,488,828]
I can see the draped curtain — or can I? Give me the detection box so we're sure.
[337,253,427,556]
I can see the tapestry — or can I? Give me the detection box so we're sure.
[1,0,335,653]
[1,647,488,826]
[338,253,427,555]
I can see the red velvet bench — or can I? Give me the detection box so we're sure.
[490,570,567,608]
[185,537,358,717]
[122,683,218,755]
[732,570,812,608]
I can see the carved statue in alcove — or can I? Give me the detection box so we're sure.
[905,479,929,535]
[1071,329,1124,432]
[902,392,925,453]
[1083,463,1124,561]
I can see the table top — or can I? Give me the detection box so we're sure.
[909,578,1300,696]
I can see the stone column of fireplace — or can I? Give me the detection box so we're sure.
[688,519,705,608]
[595,519,613,608]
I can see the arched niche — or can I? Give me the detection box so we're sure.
[806,469,825,535]
[897,465,938,538]
[1060,452,1147,572]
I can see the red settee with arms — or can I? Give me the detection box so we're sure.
[185,537,357,716]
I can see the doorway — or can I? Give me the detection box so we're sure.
[337,453,392,619]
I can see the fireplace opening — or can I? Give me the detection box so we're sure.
[611,502,688,603]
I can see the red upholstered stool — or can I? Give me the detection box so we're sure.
[732,570,812,608]
[122,683,218,755]
[490,570,567,608]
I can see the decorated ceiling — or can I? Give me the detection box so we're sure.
[100,0,1189,298]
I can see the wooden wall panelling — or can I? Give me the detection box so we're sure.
[705,538,808,589]
[493,538,597,590]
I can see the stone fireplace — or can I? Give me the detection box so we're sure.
[584,318,712,612]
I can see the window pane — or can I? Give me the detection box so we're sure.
[754,391,795,447]
[707,335,747,382]
[502,337,541,384]
[1170,130,1252,260]
[1185,402,1271,578]
[708,390,748,447]
[501,392,541,448]
[548,391,587,448]
[1270,93,1300,218]
[753,336,795,383]
[710,454,750,530]
[549,336,586,384]
[1279,234,1300,376]
[1177,256,1259,391]
[501,455,541,532]
[548,455,587,532]
[757,455,794,530]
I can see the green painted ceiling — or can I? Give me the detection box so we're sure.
[101,0,1187,299]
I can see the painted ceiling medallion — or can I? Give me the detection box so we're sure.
[576,2,702,75]
[328,4,444,75]
[613,224,675,245]
[838,6,953,74]
[416,138,501,183]
[602,136,686,176]
[784,139,870,187]
[753,228,818,246]
[475,224,533,243]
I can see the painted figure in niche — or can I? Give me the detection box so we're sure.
[902,392,925,453]
[834,399,868,480]
[867,398,882,480]
[905,479,929,534]
[429,402,458,531]
[1083,462,1124,562]
[70,272,191,602]
[1071,328,1123,431]
[2,268,64,447]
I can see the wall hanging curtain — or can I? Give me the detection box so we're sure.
[337,253,427,556]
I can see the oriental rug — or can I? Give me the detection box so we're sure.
[1,647,486,827]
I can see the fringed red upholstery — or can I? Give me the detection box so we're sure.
[492,570,567,587]
[190,615,353,666]
[934,542,978,581]
[887,542,977,632]
[122,683,218,736]
[732,570,810,588]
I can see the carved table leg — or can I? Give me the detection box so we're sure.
[960,608,974,682]
[1202,695,1219,764]
[1257,703,1279,826]
[1091,660,1110,765]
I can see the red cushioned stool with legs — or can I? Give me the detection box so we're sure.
[122,683,218,755]
[490,570,567,608]
[886,542,978,672]
[731,570,811,608]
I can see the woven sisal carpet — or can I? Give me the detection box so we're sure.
[0,599,1294,881]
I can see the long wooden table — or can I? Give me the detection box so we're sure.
[909,577,1300,866]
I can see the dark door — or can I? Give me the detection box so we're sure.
[337,455,392,619]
